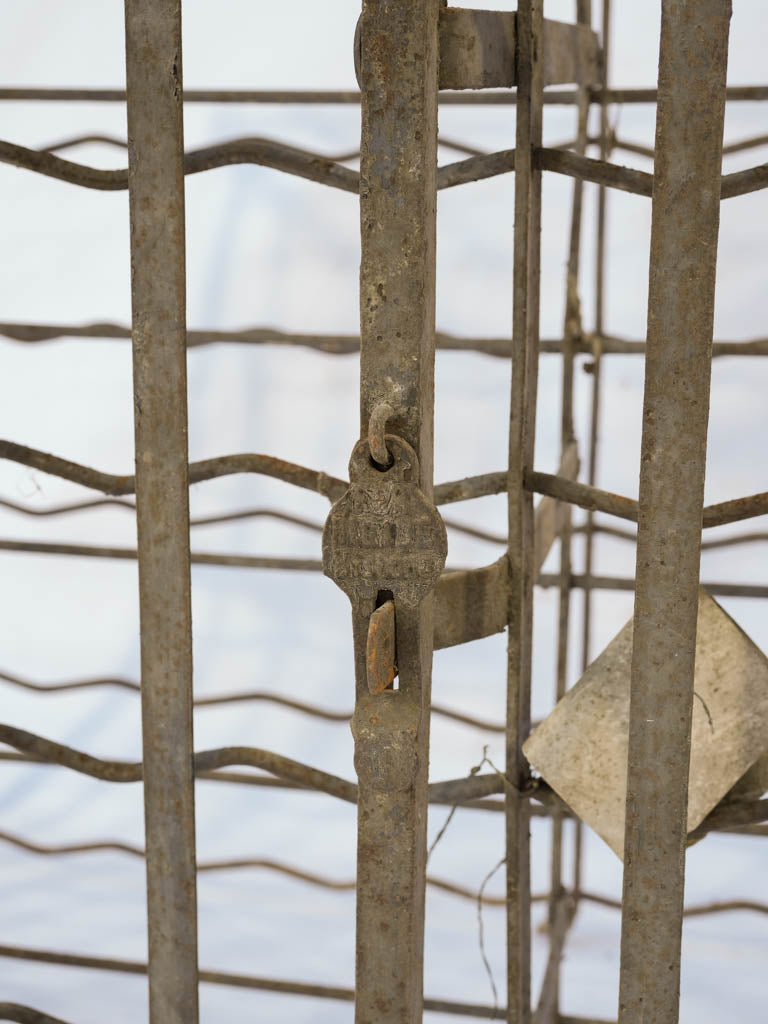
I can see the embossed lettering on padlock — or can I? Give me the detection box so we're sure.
[322,435,447,607]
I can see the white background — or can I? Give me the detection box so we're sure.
[0,1,766,1021]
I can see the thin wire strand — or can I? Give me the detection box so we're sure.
[0,668,505,732]
[477,856,507,1017]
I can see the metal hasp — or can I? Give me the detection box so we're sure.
[618,3,732,1023]
[438,8,600,90]
[507,3,543,1022]
[352,0,440,1020]
[124,1,199,1021]
[354,9,600,93]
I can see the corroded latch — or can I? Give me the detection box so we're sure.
[355,8,601,92]
[322,429,447,693]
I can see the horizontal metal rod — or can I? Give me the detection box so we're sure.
[0,493,507,546]
[0,723,511,806]
[527,471,768,528]
[0,319,364,352]
[0,84,767,104]
[0,539,464,578]
[0,944,506,1019]
[0,944,615,1023]
[573,521,768,552]
[0,723,358,798]
[540,148,768,200]
[722,131,768,155]
[1,744,761,836]
[688,797,768,841]
[0,138,360,193]
[0,439,346,499]
[607,136,655,160]
[603,85,768,104]
[37,130,487,162]
[591,334,768,357]
[4,320,768,359]
[0,1004,71,1024]
[0,748,510,811]
[0,319,519,356]
[0,826,511,905]
[538,572,768,599]
[2,504,764,573]
[539,148,652,196]
[1,510,763,572]
[433,471,507,505]
[0,439,505,508]
[0,538,324,571]
[0,668,504,733]
[0,494,328,530]
[612,130,768,161]
[559,1019,615,1024]
[18,822,763,918]
[3,137,766,201]
[0,751,553,817]
[577,889,768,918]
[0,138,506,195]
[528,472,637,522]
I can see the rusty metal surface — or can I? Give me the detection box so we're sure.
[367,401,395,467]
[366,599,397,693]
[506,4,544,1021]
[123,1,199,1019]
[7,136,724,198]
[1,84,767,104]
[0,438,348,500]
[323,438,447,608]
[350,2,441,1019]
[434,558,508,651]
[7,319,768,357]
[3,3,768,1021]
[0,945,512,1020]
[434,443,579,653]
[617,4,732,1022]
[438,8,516,90]
[3,736,764,829]
[9,119,767,201]
[541,18,600,87]
[6,434,768,526]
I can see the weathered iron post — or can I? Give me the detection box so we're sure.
[346,2,440,1021]
[124,1,199,1020]
[619,2,732,1021]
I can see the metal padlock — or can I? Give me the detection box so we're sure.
[322,434,447,609]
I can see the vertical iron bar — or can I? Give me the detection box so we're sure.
[507,3,543,1022]
[354,1,440,1021]
[124,2,199,1021]
[618,3,731,1022]
[575,0,612,901]
[581,0,612,676]
[544,4,592,1018]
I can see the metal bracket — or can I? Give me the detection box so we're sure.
[434,440,580,650]
[355,10,601,92]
